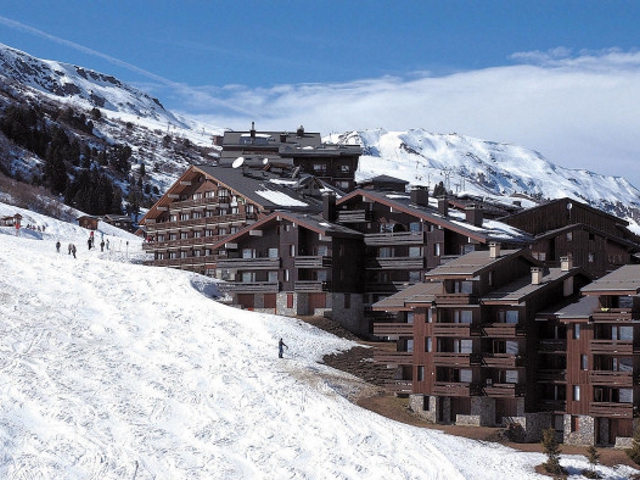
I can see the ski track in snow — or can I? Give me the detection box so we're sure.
[0,203,638,479]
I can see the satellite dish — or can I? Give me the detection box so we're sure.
[263,158,269,165]
[232,157,245,169]
[567,202,573,210]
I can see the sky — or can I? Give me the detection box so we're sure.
[1,1,640,186]
[1,200,638,479]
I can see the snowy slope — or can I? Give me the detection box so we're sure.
[0,203,637,479]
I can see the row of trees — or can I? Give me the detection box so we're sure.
[0,103,153,216]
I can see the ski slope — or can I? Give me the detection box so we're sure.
[0,203,637,479]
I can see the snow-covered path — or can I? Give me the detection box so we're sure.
[0,203,637,479]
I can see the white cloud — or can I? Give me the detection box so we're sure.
[172,49,640,187]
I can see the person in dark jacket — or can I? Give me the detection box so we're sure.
[278,338,288,358]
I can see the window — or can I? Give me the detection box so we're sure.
[339,164,351,174]
[566,232,573,241]
[574,324,580,339]
[459,369,472,383]
[406,339,414,352]
[313,163,328,174]
[289,245,296,257]
[316,245,328,257]
[379,247,394,258]
[380,223,395,233]
[287,294,294,308]
[284,269,290,282]
[268,248,279,258]
[505,370,518,383]
[406,312,414,324]
[180,212,189,221]
[409,271,422,282]
[454,310,472,324]
[268,271,279,283]
[581,354,588,370]
[454,281,473,294]
[180,232,189,240]
[434,243,441,257]
[498,310,519,324]
[409,246,422,257]
[409,222,421,232]
[573,385,581,401]
[242,248,256,259]
[241,272,256,283]
[417,366,425,382]
[426,337,432,352]
[588,252,594,263]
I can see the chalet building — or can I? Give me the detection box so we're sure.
[334,187,533,328]
[217,123,362,192]
[139,163,325,275]
[208,208,366,333]
[372,247,594,441]
[77,215,99,230]
[102,214,135,232]
[550,264,640,447]
[500,197,640,277]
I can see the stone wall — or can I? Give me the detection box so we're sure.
[409,394,437,423]
[563,414,595,446]
[330,293,366,336]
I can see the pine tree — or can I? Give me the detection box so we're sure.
[626,426,640,465]
[541,427,563,475]
[585,445,600,478]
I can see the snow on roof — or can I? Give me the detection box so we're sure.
[254,190,308,207]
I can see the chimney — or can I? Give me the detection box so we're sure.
[531,267,543,285]
[250,121,256,139]
[560,255,573,271]
[465,204,483,227]
[410,185,429,207]
[489,242,501,259]
[280,133,287,143]
[297,125,305,136]
[438,195,449,217]
[322,192,337,222]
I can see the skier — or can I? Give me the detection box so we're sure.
[278,338,288,358]
[56,240,61,253]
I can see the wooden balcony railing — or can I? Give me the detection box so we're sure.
[481,323,525,338]
[366,256,425,270]
[372,322,414,337]
[294,256,332,268]
[434,293,478,305]
[589,371,634,387]
[336,210,372,223]
[537,399,567,412]
[216,257,281,270]
[589,340,634,355]
[219,282,280,293]
[483,383,526,398]
[589,402,633,418]
[373,351,413,365]
[591,309,638,323]
[364,231,425,246]
[481,353,522,368]
[433,353,482,367]
[294,280,332,292]
[432,323,480,337]
[431,382,481,397]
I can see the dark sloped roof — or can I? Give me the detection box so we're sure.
[372,281,442,311]
[425,249,527,279]
[581,264,640,295]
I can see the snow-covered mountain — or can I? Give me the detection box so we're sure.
[330,129,640,221]
[0,202,636,479]
[1,42,640,226]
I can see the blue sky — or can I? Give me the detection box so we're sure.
[1,1,640,187]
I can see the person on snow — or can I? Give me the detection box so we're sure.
[278,338,288,358]
[68,243,76,258]
[100,239,105,252]
[87,237,92,250]
[56,240,61,253]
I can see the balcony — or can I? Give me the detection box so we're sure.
[364,231,425,246]
[538,339,567,353]
[294,280,332,292]
[431,381,480,397]
[220,282,280,293]
[589,371,634,388]
[589,340,634,355]
[432,323,480,337]
[434,293,478,305]
[382,379,413,395]
[366,256,425,270]
[294,256,332,268]
[336,209,372,223]
[216,257,281,270]
[483,382,525,398]
[481,354,522,368]
[591,309,638,323]
[433,353,482,367]
[481,323,525,338]
[537,369,566,383]
[373,351,413,365]
[537,399,567,412]
[589,402,633,418]
[372,322,414,337]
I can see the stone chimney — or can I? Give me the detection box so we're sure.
[465,204,483,227]
[560,255,573,271]
[438,195,449,217]
[489,242,501,259]
[410,185,429,207]
[531,267,543,285]
[322,192,337,222]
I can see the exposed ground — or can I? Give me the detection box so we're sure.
[297,315,639,472]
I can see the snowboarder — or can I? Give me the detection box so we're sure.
[278,338,288,358]
[56,240,61,253]
[68,243,76,258]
